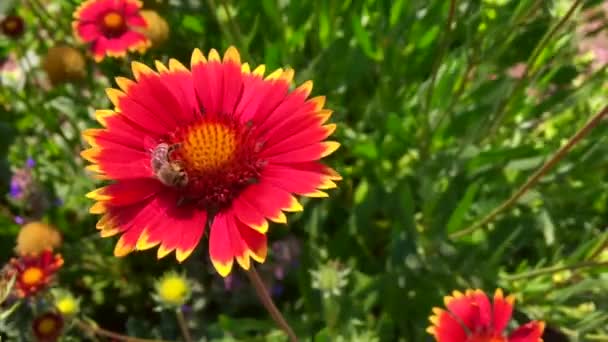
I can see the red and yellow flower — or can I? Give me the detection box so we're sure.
[9,250,63,297]
[32,312,64,342]
[82,47,340,276]
[72,0,150,62]
[427,289,545,342]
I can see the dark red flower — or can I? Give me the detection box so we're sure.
[1,15,25,39]
[32,312,63,342]
[9,250,63,297]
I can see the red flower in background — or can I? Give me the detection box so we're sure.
[9,250,63,297]
[1,15,25,39]
[32,312,64,342]
[427,289,545,342]
[72,0,150,62]
[82,47,340,276]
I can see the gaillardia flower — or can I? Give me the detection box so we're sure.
[9,250,63,297]
[32,312,64,342]
[72,0,150,62]
[82,47,340,276]
[427,289,545,342]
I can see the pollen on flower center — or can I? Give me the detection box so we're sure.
[5,20,16,30]
[21,267,43,285]
[103,12,124,30]
[37,318,57,334]
[168,116,264,211]
[180,122,237,173]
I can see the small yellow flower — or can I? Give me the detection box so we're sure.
[139,10,169,48]
[15,221,62,257]
[154,271,191,307]
[53,289,80,316]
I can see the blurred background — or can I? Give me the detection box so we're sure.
[1,0,607,341]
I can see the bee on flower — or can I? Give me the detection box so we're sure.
[82,46,340,277]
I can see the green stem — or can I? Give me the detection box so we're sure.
[502,261,608,281]
[219,0,246,52]
[175,309,193,342]
[450,104,608,239]
[485,0,583,137]
[245,266,297,342]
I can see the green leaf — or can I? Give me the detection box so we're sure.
[182,15,204,34]
[446,182,481,233]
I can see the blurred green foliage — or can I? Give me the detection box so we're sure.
[1,0,608,341]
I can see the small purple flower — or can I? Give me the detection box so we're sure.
[25,158,35,168]
[224,274,241,291]
[271,284,285,298]
[9,179,22,198]
[14,216,24,225]
[8,169,31,200]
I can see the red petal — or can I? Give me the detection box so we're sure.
[225,213,250,269]
[429,308,467,342]
[249,79,290,124]
[88,179,162,207]
[75,0,111,21]
[121,0,142,15]
[92,36,109,60]
[264,142,338,163]
[208,212,234,276]
[493,289,515,333]
[256,84,310,134]
[261,164,328,195]
[158,70,201,125]
[445,290,492,332]
[219,61,244,116]
[232,196,269,233]
[193,61,224,115]
[471,290,493,331]
[239,179,301,222]
[234,74,266,123]
[75,23,101,42]
[508,321,545,342]
[235,216,267,263]
[261,124,335,157]
[174,210,207,261]
[119,73,183,132]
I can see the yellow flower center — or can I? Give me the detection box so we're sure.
[5,20,17,31]
[103,12,124,30]
[165,117,263,210]
[180,122,237,173]
[158,276,189,305]
[37,317,57,335]
[21,267,44,285]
